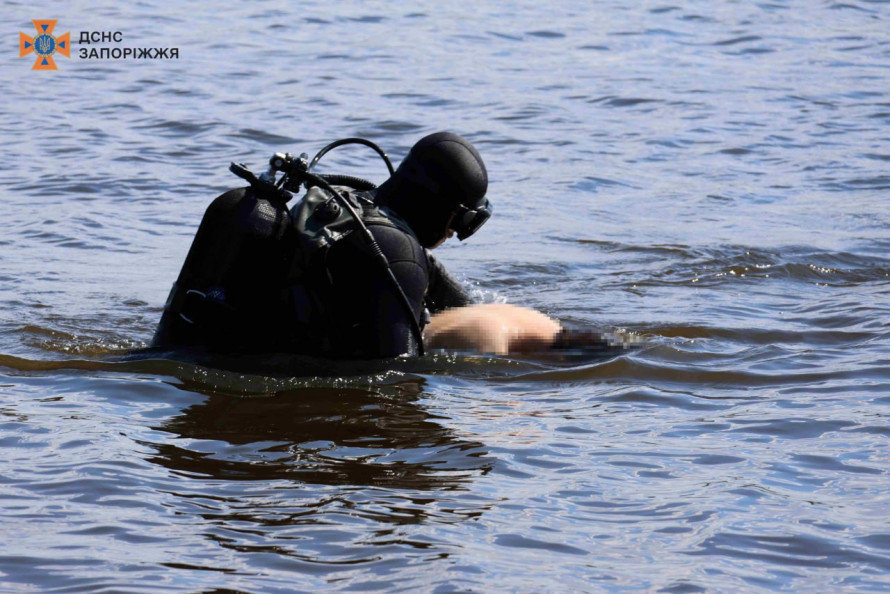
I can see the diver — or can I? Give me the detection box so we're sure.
[296,131,490,358]
[152,131,492,359]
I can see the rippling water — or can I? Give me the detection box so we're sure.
[3,0,890,591]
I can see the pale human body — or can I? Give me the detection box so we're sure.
[424,303,562,355]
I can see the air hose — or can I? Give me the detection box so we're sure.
[297,169,426,357]
[230,137,426,356]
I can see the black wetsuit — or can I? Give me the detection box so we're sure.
[298,206,473,358]
[152,187,473,360]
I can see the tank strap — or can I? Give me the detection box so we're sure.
[167,284,238,329]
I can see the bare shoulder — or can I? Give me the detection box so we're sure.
[424,303,562,355]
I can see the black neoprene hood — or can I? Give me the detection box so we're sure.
[376,132,489,248]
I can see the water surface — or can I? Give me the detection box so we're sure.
[2,1,889,591]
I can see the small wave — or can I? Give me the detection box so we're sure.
[588,96,662,108]
[525,30,566,39]
[571,176,634,193]
[132,119,221,138]
[713,35,763,46]
[224,128,298,145]
[649,324,875,346]
[826,175,890,191]
[572,242,890,287]
[688,531,889,573]
[341,15,387,24]
[0,351,426,396]
[494,350,876,392]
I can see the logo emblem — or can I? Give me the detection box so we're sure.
[20,20,70,70]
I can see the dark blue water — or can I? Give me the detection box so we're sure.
[2,1,890,591]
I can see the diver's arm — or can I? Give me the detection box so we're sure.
[338,224,429,358]
[424,251,476,313]
[366,225,429,357]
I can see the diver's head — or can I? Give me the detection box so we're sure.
[376,131,491,248]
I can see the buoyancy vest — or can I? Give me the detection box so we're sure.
[284,185,422,354]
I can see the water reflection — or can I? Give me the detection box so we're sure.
[150,378,493,490]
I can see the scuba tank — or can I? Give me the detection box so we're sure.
[151,174,295,351]
[152,139,426,356]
